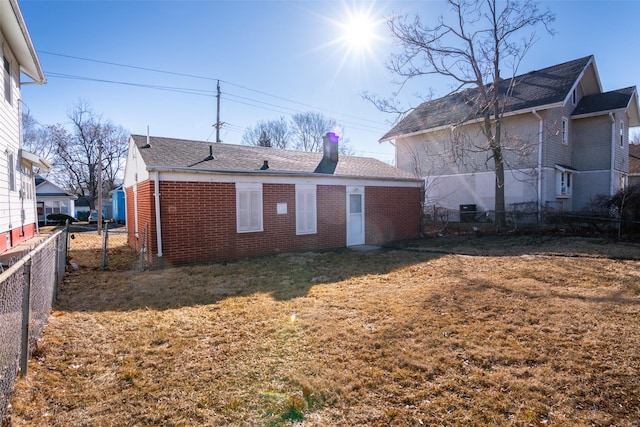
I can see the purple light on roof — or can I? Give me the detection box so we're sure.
[327,132,339,143]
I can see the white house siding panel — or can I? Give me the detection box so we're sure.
[542,105,574,168]
[573,170,610,209]
[123,139,150,189]
[424,169,538,213]
[612,111,629,173]
[572,115,612,170]
[0,41,22,235]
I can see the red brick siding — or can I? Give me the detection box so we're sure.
[0,223,36,253]
[125,181,156,255]
[365,186,421,245]
[127,179,418,266]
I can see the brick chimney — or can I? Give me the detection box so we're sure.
[322,132,339,162]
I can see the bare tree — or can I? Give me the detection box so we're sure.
[384,0,554,230]
[242,117,290,149]
[51,100,129,209]
[290,112,337,152]
[22,110,56,174]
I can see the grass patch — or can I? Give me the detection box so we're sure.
[7,236,640,426]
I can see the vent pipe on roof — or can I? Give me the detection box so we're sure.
[260,160,269,170]
[141,126,151,148]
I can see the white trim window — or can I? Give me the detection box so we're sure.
[296,184,317,235]
[236,183,263,233]
[7,152,16,191]
[555,165,575,198]
[561,117,569,145]
[620,120,624,147]
[3,55,11,105]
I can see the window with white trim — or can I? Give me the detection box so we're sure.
[556,169,573,197]
[3,55,11,105]
[7,152,15,191]
[296,184,317,235]
[620,120,624,147]
[572,89,577,105]
[236,183,263,233]
[561,117,569,145]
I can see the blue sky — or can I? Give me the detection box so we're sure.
[18,0,640,164]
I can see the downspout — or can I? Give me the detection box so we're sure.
[532,110,543,221]
[609,113,616,195]
[153,171,164,262]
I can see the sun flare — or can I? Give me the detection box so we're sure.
[342,13,377,51]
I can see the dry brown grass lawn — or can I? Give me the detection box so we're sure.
[7,235,640,426]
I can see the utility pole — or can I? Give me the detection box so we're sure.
[97,140,103,235]
[216,80,221,143]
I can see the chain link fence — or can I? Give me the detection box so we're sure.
[67,222,148,271]
[0,229,68,423]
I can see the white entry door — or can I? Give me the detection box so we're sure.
[346,186,364,246]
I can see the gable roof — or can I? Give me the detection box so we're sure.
[572,87,640,126]
[630,144,640,175]
[380,56,595,142]
[132,135,416,181]
[35,175,77,199]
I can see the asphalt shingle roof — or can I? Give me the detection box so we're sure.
[380,56,593,141]
[132,135,416,181]
[572,87,636,117]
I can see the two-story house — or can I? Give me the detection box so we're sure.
[380,56,640,219]
[1,0,48,253]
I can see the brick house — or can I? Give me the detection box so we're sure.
[123,133,421,266]
[380,55,640,218]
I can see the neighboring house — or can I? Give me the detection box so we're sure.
[74,195,91,219]
[123,133,421,266]
[0,0,48,253]
[629,144,640,186]
[35,175,77,225]
[380,55,640,218]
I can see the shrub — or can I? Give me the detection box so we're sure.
[46,213,77,224]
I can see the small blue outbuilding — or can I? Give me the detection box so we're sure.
[110,185,126,224]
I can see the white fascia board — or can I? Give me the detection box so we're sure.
[379,102,563,143]
[19,149,51,171]
[1,0,46,84]
[571,108,627,121]
[147,167,422,188]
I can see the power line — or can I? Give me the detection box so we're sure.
[38,50,387,128]
[45,71,388,135]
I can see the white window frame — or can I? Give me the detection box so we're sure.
[296,184,317,235]
[3,55,11,105]
[620,120,624,147]
[555,166,574,198]
[572,89,577,105]
[236,183,263,233]
[7,152,16,191]
[561,117,569,145]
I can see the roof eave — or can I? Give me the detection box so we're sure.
[1,0,46,84]
[379,102,563,142]
[146,165,420,184]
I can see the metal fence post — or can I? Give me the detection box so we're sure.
[101,221,109,270]
[20,259,32,377]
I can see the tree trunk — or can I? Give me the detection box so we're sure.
[493,153,507,231]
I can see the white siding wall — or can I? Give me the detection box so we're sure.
[1,39,22,235]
